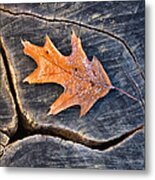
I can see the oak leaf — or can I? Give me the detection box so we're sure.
[22,31,136,117]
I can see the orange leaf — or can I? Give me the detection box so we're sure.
[22,31,113,117]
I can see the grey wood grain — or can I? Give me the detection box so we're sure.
[0,54,17,137]
[0,1,145,74]
[0,1,145,169]
[0,133,144,169]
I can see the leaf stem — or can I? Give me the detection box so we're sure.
[109,85,138,101]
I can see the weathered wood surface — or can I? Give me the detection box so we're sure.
[0,53,17,144]
[0,132,144,169]
[0,1,145,169]
[0,53,17,156]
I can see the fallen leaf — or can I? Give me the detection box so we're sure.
[22,31,136,117]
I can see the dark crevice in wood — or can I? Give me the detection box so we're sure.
[31,124,144,151]
[0,7,144,80]
[0,38,28,143]
[88,124,144,150]
[0,8,144,151]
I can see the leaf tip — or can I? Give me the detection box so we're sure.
[21,39,25,46]
[47,109,55,116]
[47,105,56,116]
[79,109,85,118]
[71,29,78,40]
[47,111,52,116]
[92,56,97,63]
[79,114,83,118]
[21,39,30,48]
[71,28,75,35]
[23,77,29,83]
[45,34,50,42]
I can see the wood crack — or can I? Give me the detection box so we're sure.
[31,124,144,151]
[0,7,144,80]
[0,37,28,141]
